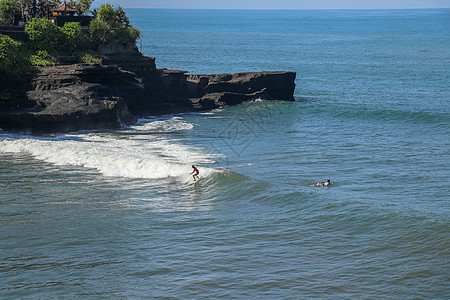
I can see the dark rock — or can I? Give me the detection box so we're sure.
[0,72,35,111]
[0,52,296,134]
[98,43,140,55]
[0,64,138,133]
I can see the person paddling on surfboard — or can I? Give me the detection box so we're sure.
[313,179,331,186]
[190,165,200,181]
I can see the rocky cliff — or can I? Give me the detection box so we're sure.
[0,52,296,134]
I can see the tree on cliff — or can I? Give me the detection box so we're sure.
[0,33,30,75]
[25,18,87,53]
[89,4,140,48]
[25,18,63,52]
[0,0,20,24]
[1,2,141,75]
[17,0,33,21]
[67,0,94,16]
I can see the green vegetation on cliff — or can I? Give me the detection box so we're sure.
[0,1,93,24]
[0,2,140,76]
[25,19,88,52]
[67,0,95,16]
[0,33,31,75]
[0,0,20,25]
[90,4,140,47]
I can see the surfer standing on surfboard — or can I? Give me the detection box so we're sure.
[190,165,200,181]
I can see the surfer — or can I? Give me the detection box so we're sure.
[313,179,331,186]
[190,165,200,181]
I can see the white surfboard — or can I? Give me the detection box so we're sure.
[188,177,200,185]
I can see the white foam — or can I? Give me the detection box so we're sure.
[0,117,217,181]
[132,116,194,132]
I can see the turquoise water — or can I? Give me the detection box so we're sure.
[1,9,449,298]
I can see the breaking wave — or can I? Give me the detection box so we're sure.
[0,116,218,181]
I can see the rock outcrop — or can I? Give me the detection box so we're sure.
[0,52,296,134]
[186,71,296,109]
[0,64,140,133]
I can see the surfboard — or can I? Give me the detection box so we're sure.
[310,183,332,187]
[188,177,200,185]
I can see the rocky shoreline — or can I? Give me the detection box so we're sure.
[0,51,296,134]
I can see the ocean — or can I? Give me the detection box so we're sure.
[1,9,449,298]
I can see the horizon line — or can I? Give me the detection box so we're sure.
[117,7,450,11]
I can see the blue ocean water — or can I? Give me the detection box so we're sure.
[1,9,449,298]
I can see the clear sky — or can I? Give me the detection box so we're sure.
[97,0,450,9]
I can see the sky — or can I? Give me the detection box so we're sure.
[98,0,450,9]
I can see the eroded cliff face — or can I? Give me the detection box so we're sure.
[0,52,296,134]
[0,63,140,133]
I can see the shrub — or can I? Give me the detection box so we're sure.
[67,0,94,16]
[0,34,31,75]
[115,26,140,45]
[90,4,140,48]
[26,19,88,54]
[72,51,102,64]
[30,50,56,67]
[96,3,116,25]
[89,17,111,44]
[25,18,63,53]
[61,22,85,51]
[81,52,102,64]
[0,0,20,24]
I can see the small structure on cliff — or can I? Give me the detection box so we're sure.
[49,1,92,27]
[51,1,78,16]
[17,0,92,27]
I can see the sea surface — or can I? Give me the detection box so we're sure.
[1,9,449,299]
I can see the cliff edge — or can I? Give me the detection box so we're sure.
[0,52,296,134]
